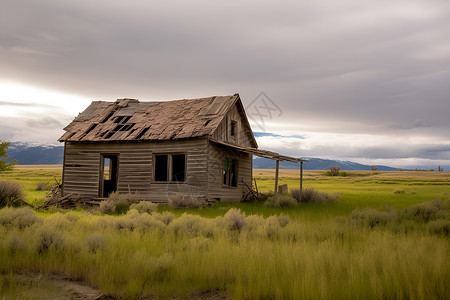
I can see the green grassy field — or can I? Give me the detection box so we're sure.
[0,167,449,299]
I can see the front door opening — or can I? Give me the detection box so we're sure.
[100,154,118,197]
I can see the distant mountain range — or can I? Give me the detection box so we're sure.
[6,142,64,165]
[252,156,397,171]
[5,142,447,171]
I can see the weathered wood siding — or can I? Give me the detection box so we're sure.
[63,138,208,202]
[207,142,252,202]
[212,104,253,147]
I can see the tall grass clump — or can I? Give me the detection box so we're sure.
[291,187,339,203]
[0,180,25,207]
[99,191,140,214]
[264,194,297,207]
[401,199,444,222]
[129,201,158,214]
[168,192,200,209]
[351,208,397,228]
[0,207,42,229]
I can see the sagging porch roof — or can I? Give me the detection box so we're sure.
[209,138,308,163]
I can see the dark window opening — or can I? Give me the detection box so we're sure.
[230,121,237,137]
[154,155,168,181]
[223,158,238,187]
[154,154,186,182]
[172,154,186,182]
[135,127,150,139]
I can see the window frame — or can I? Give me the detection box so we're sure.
[153,153,187,183]
[230,120,237,138]
[223,156,238,188]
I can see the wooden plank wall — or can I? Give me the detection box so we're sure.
[212,104,253,147]
[207,143,252,202]
[63,138,208,202]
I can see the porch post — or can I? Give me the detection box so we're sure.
[274,159,279,206]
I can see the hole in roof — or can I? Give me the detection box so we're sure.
[135,127,150,139]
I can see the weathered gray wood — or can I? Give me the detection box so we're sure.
[274,160,279,206]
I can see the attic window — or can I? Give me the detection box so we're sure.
[230,121,237,137]
[135,127,150,139]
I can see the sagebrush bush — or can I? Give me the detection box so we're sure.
[7,233,27,254]
[264,194,298,207]
[277,214,290,227]
[224,208,247,231]
[170,213,208,236]
[264,216,280,238]
[153,211,175,225]
[86,233,107,253]
[168,192,200,209]
[402,200,441,222]
[351,208,397,228]
[427,219,450,236]
[99,191,141,214]
[35,226,65,253]
[0,207,42,229]
[36,182,51,191]
[0,180,24,207]
[291,187,339,203]
[130,201,158,214]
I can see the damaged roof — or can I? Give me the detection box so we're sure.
[59,94,257,147]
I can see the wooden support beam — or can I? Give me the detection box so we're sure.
[274,159,279,206]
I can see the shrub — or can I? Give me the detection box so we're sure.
[224,208,247,231]
[351,208,397,228]
[0,207,42,229]
[168,192,200,209]
[170,213,207,236]
[402,200,442,222]
[0,180,25,207]
[99,191,141,214]
[277,214,290,228]
[265,216,280,238]
[36,182,51,191]
[427,219,450,236]
[7,233,27,254]
[130,201,158,214]
[99,200,115,214]
[35,226,65,253]
[291,188,339,203]
[264,194,298,207]
[86,233,107,253]
[153,211,175,225]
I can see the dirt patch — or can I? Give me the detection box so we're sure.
[2,272,103,300]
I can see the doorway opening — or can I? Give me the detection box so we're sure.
[100,154,118,197]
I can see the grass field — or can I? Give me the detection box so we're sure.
[0,166,449,299]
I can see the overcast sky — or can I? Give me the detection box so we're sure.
[1,0,449,168]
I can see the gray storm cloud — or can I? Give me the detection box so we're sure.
[0,0,449,166]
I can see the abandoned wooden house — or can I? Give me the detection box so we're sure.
[59,94,305,203]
